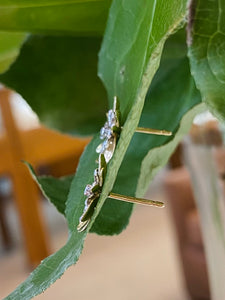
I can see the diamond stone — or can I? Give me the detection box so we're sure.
[94,168,99,180]
[100,124,112,140]
[96,138,116,163]
[84,184,93,198]
[100,127,106,139]
[107,109,116,127]
[103,137,116,163]
[96,139,109,154]
[96,143,103,154]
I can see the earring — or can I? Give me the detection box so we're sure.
[77,96,171,232]
[77,154,107,232]
[108,193,164,207]
[96,96,121,163]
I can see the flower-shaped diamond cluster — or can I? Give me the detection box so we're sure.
[96,96,121,162]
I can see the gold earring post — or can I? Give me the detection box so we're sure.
[135,127,172,136]
[108,193,164,208]
[121,126,172,136]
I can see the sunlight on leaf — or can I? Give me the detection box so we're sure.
[0,0,111,36]
[0,31,25,74]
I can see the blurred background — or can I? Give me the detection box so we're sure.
[1,88,220,300]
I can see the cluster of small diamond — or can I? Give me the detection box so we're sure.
[96,97,120,163]
[77,97,120,232]
[77,154,106,232]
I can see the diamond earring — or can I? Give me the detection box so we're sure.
[77,154,107,232]
[77,96,171,232]
[96,96,172,162]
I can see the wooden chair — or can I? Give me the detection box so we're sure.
[164,166,210,300]
[0,88,89,267]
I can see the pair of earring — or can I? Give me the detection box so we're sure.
[77,96,171,232]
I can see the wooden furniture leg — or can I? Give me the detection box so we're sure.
[0,195,12,250]
[0,89,49,267]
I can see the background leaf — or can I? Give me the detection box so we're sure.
[0,0,111,36]
[187,0,225,121]
[137,55,202,194]
[0,0,111,85]
[0,35,107,135]
[0,31,25,73]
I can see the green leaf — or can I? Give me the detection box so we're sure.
[187,0,225,120]
[110,47,202,223]
[24,161,73,215]
[136,51,203,194]
[137,102,204,194]
[90,196,133,235]
[0,31,25,74]
[21,31,201,237]
[0,0,111,36]
[0,35,107,135]
[98,0,188,118]
[93,29,203,235]
[38,175,73,214]
[5,1,189,299]
[92,0,188,234]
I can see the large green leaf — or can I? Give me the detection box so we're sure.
[0,35,107,135]
[68,0,188,237]
[0,0,111,36]
[22,39,203,237]
[187,0,225,120]
[5,1,188,299]
[93,0,188,237]
[92,30,202,235]
[0,31,25,73]
[97,54,202,237]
